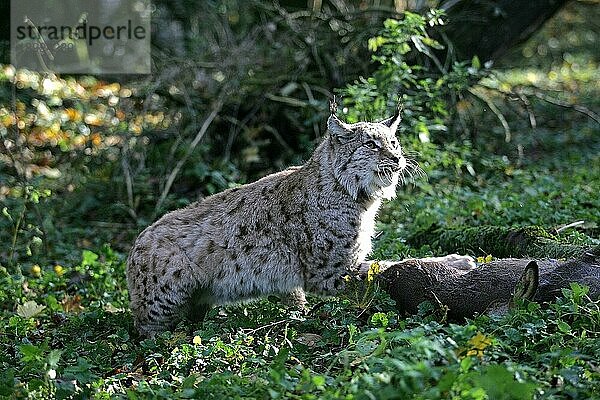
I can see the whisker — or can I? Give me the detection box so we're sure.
[403,150,421,158]
[398,170,406,186]
[404,160,427,180]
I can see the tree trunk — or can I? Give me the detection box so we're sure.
[438,0,571,62]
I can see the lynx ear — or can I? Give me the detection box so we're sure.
[327,98,354,142]
[380,102,403,133]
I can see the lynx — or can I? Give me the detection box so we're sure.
[126,101,418,336]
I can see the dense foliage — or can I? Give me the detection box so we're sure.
[1,1,599,398]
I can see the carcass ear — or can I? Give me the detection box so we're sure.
[510,260,539,308]
[380,102,403,133]
[327,98,354,142]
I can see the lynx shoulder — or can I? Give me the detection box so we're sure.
[126,102,416,336]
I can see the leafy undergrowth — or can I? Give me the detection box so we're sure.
[2,88,600,400]
[370,122,600,261]
[3,136,599,398]
[2,3,599,398]
[1,246,599,399]
[374,80,600,259]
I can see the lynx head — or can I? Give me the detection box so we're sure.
[326,100,414,200]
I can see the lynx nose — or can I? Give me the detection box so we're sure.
[398,155,406,170]
[389,155,406,170]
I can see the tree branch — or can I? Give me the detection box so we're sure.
[154,101,223,215]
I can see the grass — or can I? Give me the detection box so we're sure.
[1,243,599,398]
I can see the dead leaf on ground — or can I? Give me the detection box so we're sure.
[295,333,322,347]
[16,300,46,318]
[62,295,84,313]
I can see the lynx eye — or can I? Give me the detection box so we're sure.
[364,140,379,150]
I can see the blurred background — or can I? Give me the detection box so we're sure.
[0,0,598,270]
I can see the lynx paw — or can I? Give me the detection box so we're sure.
[280,288,308,311]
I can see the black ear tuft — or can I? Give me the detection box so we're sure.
[329,95,338,115]
[327,96,355,142]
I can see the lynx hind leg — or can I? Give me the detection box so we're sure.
[128,248,199,337]
[280,287,308,310]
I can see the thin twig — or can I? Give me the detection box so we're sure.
[154,101,223,214]
[556,220,585,233]
[263,125,293,154]
[244,319,289,335]
[88,221,136,229]
[222,102,262,162]
[530,90,600,124]
[440,0,462,11]
[301,82,321,137]
[163,81,199,180]
[515,90,537,129]
[265,94,309,107]
[469,87,512,142]
[120,141,137,220]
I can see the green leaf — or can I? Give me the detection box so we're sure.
[181,374,198,389]
[31,236,43,248]
[312,375,326,387]
[471,55,481,69]
[48,350,62,368]
[422,37,444,50]
[0,368,15,396]
[557,321,571,333]
[45,295,61,312]
[473,365,536,400]
[82,250,99,266]
[411,35,432,56]
[19,344,44,362]
[368,36,386,52]
[370,312,389,328]
[64,358,98,385]
[16,300,46,319]
[1,207,12,221]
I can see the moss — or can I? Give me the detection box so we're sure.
[408,225,589,258]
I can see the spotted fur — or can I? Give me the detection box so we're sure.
[126,103,413,336]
